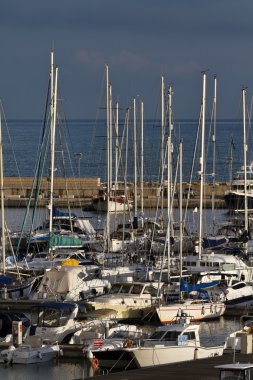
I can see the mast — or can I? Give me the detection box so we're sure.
[160,76,165,225]
[211,75,217,234]
[167,84,173,282]
[242,87,248,232]
[49,65,58,240]
[198,72,206,259]
[0,111,5,274]
[105,65,110,252]
[179,140,183,300]
[140,100,144,228]
[133,97,138,223]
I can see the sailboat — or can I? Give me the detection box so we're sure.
[92,66,133,213]
[155,74,225,323]
[0,108,35,299]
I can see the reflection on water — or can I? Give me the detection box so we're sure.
[199,317,241,347]
[0,359,86,380]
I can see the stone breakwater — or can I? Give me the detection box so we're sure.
[2,177,229,208]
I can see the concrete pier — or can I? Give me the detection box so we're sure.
[2,177,229,209]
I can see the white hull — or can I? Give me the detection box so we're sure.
[156,301,225,323]
[0,345,60,364]
[129,344,223,368]
[93,199,132,213]
[88,301,153,319]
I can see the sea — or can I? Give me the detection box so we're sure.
[0,119,249,378]
[1,119,248,182]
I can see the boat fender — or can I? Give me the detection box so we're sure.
[123,339,133,348]
[201,305,205,315]
[91,357,99,370]
[37,351,43,360]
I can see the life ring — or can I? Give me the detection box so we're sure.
[123,339,133,348]
[91,357,99,370]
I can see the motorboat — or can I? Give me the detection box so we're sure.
[0,336,61,364]
[85,281,162,320]
[124,315,224,368]
[32,265,110,302]
[85,323,145,369]
[28,301,82,343]
[224,281,253,308]
[182,252,253,283]
[224,162,253,212]
[92,182,133,213]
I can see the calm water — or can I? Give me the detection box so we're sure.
[1,119,249,182]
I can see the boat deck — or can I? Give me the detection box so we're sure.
[84,353,253,380]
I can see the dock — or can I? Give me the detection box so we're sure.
[2,177,229,209]
[85,353,253,380]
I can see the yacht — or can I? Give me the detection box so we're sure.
[224,162,253,211]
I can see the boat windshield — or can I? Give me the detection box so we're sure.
[110,284,122,294]
[131,284,143,294]
[149,330,187,341]
[119,284,132,294]
[108,330,142,339]
[31,307,71,328]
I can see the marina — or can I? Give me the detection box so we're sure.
[1,2,253,378]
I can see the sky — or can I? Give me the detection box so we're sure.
[0,0,253,119]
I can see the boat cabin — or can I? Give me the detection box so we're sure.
[109,282,159,297]
[216,363,253,380]
[29,301,80,343]
[143,318,200,347]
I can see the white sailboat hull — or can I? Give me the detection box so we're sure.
[156,301,225,323]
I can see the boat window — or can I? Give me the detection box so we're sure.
[108,331,130,339]
[200,261,206,266]
[232,283,245,290]
[120,284,132,293]
[182,331,195,340]
[161,331,181,341]
[39,308,61,327]
[142,286,157,296]
[110,284,122,294]
[59,308,72,326]
[149,330,165,340]
[131,284,143,294]
[190,262,196,267]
